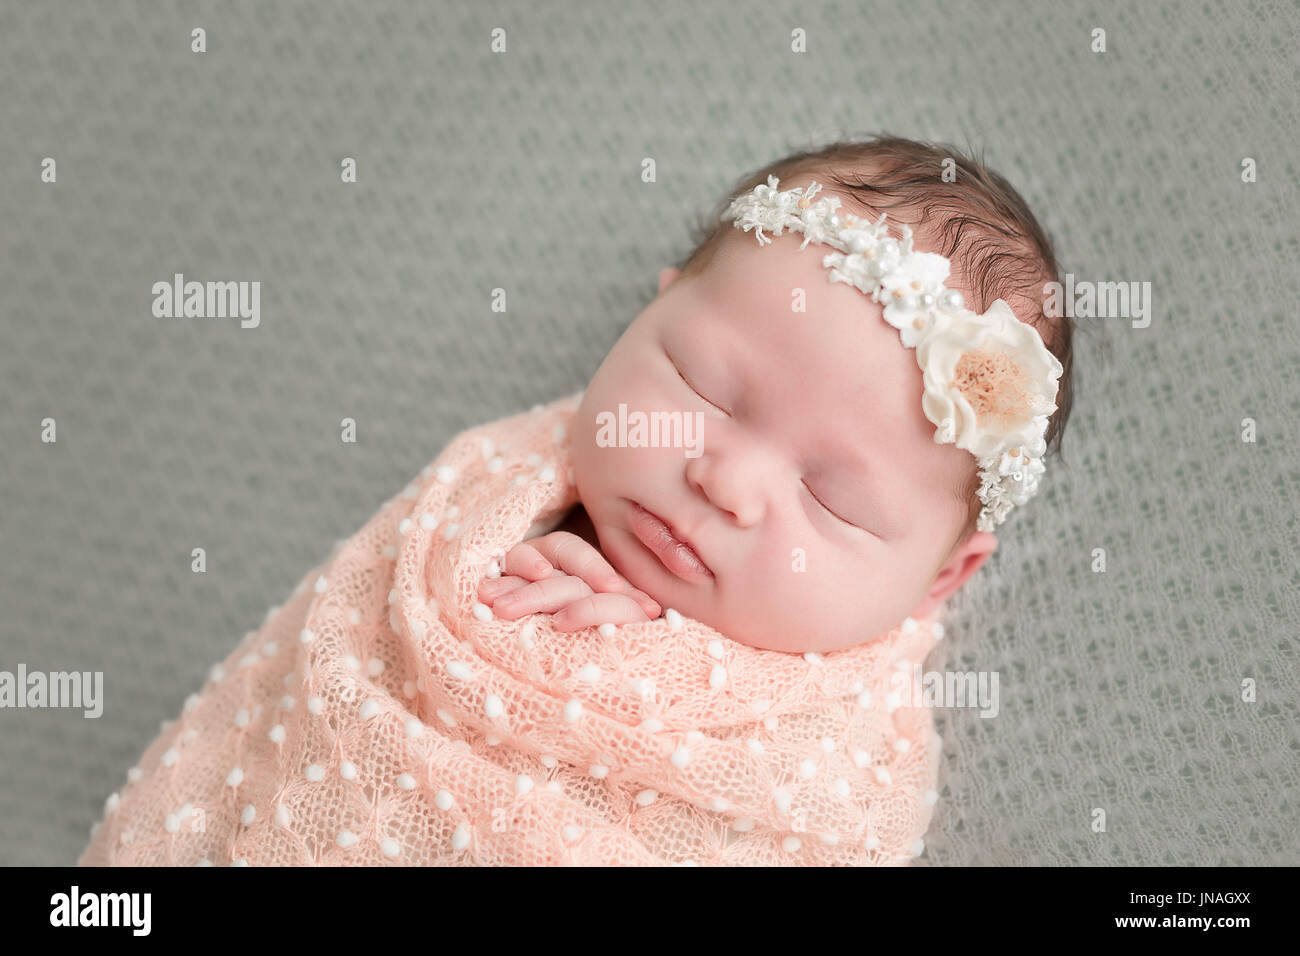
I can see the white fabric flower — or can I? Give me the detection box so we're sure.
[914,299,1063,461]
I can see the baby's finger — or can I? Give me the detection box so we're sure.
[491,574,593,620]
[531,531,624,591]
[503,542,554,581]
[552,593,656,633]
[477,575,530,601]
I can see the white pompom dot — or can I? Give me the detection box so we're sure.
[852,749,870,768]
[307,697,324,715]
[635,789,658,806]
[402,681,416,699]
[380,838,401,858]
[799,759,818,779]
[161,748,179,767]
[820,737,836,752]
[484,694,503,719]
[339,761,357,781]
[515,774,534,795]
[241,804,256,826]
[299,628,315,644]
[360,698,380,720]
[782,836,802,853]
[819,832,840,846]
[856,689,872,708]
[419,513,437,530]
[434,790,454,810]
[337,829,359,848]
[732,818,755,832]
[539,466,556,483]
[772,787,791,814]
[640,717,664,733]
[577,664,601,682]
[436,466,456,484]
[274,804,290,827]
[104,793,120,815]
[911,837,925,857]
[268,724,286,744]
[893,738,912,753]
[404,717,424,738]
[561,824,583,844]
[873,766,892,785]
[932,622,945,640]
[471,602,493,622]
[450,824,470,851]
[347,607,362,625]
[924,789,939,806]
[226,767,244,787]
[127,767,143,783]
[305,764,326,782]
[589,764,609,779]
[367,658,385,676]
[709,665,727,689]
[706,639,725,660]
[183,693,200,712]
[749,698,771,715]
[597,622,615,638]
[563,700,583,723]
[526,453,542,467]
[164,813,179,833]
[901,617,918,633]
[446,660,473,680]
[396,773,416,790]
[708,798,729,812]
[670,745,690,768]
[803,652,824,665]
[664,608,683,631]
[314,575,327,593]
[517,619,536,650]
[233,709,250,728]
[745,737,765,756]
[833,778,851,797]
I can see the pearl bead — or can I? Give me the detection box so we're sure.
[940,289,964,311]
[919,292,935,309]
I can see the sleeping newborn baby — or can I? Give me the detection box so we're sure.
[480,153,1069,656]
[80,136,1072,867]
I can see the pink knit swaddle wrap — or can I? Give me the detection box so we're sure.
[79,391,942,866]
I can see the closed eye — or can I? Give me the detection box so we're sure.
[803,479,877,537]
[667,350,731,416]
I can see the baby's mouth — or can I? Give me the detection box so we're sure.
[625,500,714,582]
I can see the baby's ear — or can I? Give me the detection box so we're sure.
[911,530,998,619]
[657,267,681,294]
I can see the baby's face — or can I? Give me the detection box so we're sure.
[571,202,997,652]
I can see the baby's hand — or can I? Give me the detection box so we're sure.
[476,532,662,632]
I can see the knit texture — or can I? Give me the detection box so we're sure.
[78,392,941,866]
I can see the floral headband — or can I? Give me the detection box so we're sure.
[721,176,1063,532]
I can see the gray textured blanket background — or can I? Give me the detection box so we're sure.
[2,0,1297,866]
